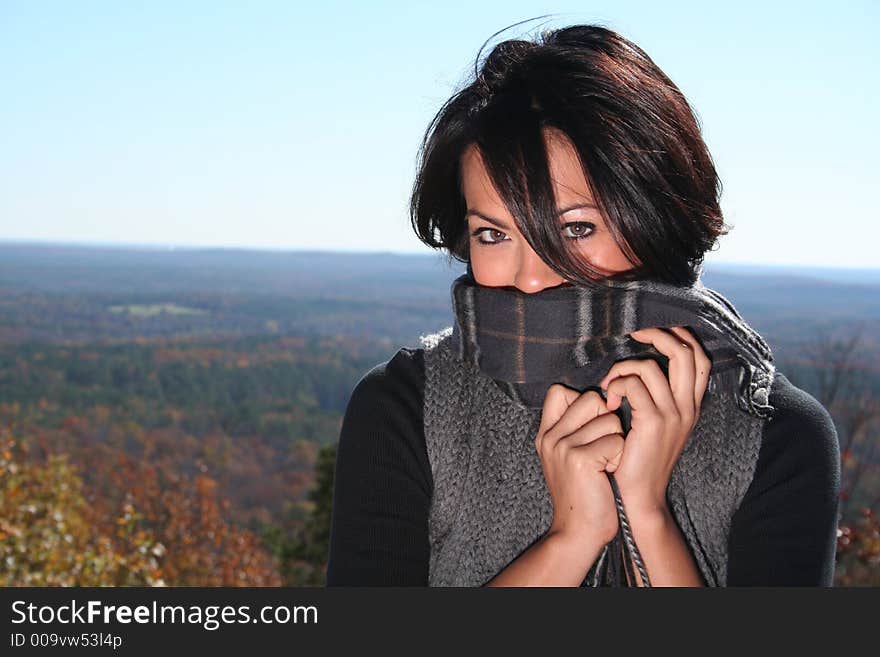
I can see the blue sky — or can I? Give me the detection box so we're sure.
[1,1,876,268]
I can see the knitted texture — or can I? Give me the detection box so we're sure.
[421,326,767,587]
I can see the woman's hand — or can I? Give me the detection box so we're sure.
[536,384,626,547]
[596,326,711,516]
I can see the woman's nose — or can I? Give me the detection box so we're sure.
[513,243,568,294]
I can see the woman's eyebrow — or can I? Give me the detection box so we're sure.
[466,202,597,229]
[557,201,598,213]
[465,210,512,230]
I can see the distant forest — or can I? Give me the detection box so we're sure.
[1,243,878,586]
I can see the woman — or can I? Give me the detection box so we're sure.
[326,23,840,586]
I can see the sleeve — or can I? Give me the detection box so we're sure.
[325,347,432,586]
[726,374,842,586]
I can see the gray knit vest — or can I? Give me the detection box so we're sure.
[420,326,766,587]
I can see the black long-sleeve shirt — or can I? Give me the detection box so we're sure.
[326,346,841,586]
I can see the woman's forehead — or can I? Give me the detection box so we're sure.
[461,138,597,213]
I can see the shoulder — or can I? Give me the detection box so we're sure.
[762,371,841,481]
[336,344,432,494]
[345,325,456,414]
[349,346,425,409]
[767,371,837,439]
[340,346,429,483]
[742,370,841,505]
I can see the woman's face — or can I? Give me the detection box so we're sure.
[461,128,637,293]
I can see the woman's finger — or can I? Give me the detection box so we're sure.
[604,373,658,421]
[542,388,610,448]
[558,411,624,449]
[625,327,696,420]
[599,358,676,416]
[571,433,627,473]
[666,325,711,413]
[537,383,581,451]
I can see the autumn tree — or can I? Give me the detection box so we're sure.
[263,442,335,585]
[0,428,164,586]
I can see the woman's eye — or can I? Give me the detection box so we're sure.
[471,228,509,246]
[562,222,594,240]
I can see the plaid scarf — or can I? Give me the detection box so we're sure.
[449,268,776,421]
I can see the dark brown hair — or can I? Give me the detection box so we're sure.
[408,21,730,286]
